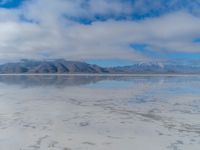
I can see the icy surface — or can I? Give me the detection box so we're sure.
[0,75,199,150]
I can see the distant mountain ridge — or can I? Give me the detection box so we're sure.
[0,59,109,74]
[111,62,200,74]
[0,59,199,74]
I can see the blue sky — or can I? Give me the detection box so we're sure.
[0,0,200,66]
[0,0,24,8]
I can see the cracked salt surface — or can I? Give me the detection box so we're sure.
[0,75,199,150]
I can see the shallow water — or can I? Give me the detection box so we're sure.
[0,75,199,150]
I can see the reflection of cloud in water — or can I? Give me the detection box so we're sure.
[0,75,199,150]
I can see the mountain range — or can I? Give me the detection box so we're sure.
[0,59,199,74]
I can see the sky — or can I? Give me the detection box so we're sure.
[0,0,200,66]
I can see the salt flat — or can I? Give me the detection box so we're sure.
[0,75,199,150]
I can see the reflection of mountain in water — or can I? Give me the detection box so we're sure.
[0,75,104,87]
[0,75,134,87]
[0,75,199,87]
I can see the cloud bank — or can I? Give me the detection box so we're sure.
[0,0,199,63]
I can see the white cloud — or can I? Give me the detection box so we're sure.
[0,0,199,62]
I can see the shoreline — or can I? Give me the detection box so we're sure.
[0,73,199,77]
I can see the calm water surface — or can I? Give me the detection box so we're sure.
[0,75,199,150]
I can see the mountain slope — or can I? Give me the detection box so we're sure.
[0,59,109,74]
[111,62,200,74]
[0,60,199,74]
